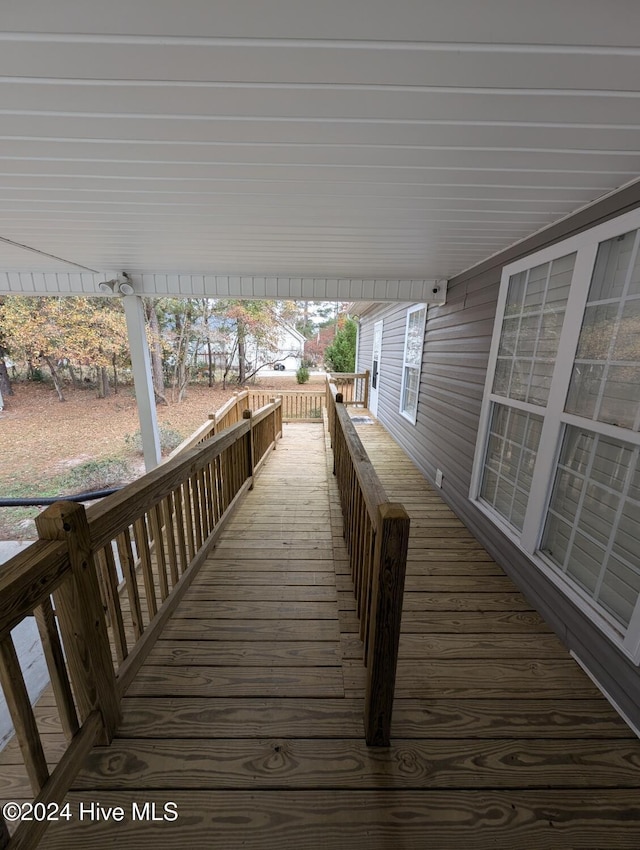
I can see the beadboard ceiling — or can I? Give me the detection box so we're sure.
[0,0,639,298]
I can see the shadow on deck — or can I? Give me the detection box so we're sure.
[4,419,640,849]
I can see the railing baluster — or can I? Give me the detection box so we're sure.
[100,544,128,662]
[133,515,157,619]
[162,494,179,587]
[191,474,204,550]
[0,633,49,793]
[173,484,188,574]
[117,528,144,640]
[182,479,196,562]
[34,597,79,740]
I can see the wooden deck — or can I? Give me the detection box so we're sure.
[5,419,640,849]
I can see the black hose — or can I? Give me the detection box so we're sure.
[0,488,121,507]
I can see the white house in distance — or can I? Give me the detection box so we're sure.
[244,318,306,373]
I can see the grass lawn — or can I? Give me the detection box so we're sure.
[0,372,326,540]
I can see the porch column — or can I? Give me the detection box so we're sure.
[122,294,161,470]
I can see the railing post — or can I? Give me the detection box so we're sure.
[364,370,370,409]
[269,397,278,448]
[35,502,121,745]
[242,408,255,489]
[333,392,343,475]
[365,502,410,747]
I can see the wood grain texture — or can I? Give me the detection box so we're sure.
[35,789,640,850]
[71,737,640,790]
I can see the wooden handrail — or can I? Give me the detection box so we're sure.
[326,380,409,746]
[0,397,283,849]
[329,371,370,407]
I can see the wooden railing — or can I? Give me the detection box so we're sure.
[168,389,250,458]
[249,390,326,422]
[0,398,282,849]
[329,371,370,407]
[326,381,409,746]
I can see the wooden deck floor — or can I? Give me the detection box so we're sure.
[8,420,640,849]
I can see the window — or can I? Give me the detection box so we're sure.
[471,208,640,660]
[399,304,427,423]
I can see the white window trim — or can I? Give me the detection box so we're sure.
[470,206,640,662]
[399,303,427,425]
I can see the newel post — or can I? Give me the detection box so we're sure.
[269,398,278,448]
[332,393,344,475]
[35,502,120,744]
[364,502,410,747]
[364,370,370,409]
[242,408,255,489]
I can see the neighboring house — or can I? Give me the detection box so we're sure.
[246,319,306,372]
[354,182,640,731]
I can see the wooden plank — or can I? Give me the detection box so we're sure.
[404,575,515,590]
[175,601,338,620]
[345,659,600,698]
[400,610,551,633]
[160,619,340,642]
[389,698,636,739]
[401,592,533,611]
[71,737,640,790]
[191,570,335,586]
[145,640,341,666]
[117,697,365,738]
[201,558,335,572]
[393,632,570,659]
[125,666,344,698]
[183,585,337,602]
[34,789,640,850]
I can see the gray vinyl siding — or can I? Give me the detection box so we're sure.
[357,180,640,729]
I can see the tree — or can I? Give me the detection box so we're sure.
[216,301,280,385]
[0,296,129,401]
[324,317,357,372]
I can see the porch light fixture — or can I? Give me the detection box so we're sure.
[98,273,135,296]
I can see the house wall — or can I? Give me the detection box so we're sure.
[357,181,640,730]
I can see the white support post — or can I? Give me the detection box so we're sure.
[122,294,161,470]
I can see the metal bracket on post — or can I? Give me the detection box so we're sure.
[242,408,255,489]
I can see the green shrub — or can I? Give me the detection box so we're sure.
[125,424,184,455]
[296,365,310,384]
[324,318,357,372]
[63,457,132,493]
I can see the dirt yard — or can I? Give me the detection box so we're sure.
[0,372,327,540]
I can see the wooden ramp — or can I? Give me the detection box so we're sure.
[24,420,640,849]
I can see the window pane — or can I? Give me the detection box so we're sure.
[402,366,419,417]
[405,308,426,366]
[541,426,640,628]
[480,404,543,532]
[566,364,605,419]
[567,230,640,431]
[588,229,638,301]
[493,253,574,406]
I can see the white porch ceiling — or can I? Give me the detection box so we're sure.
[0,0,639,298]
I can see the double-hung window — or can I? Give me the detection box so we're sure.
[471,208,640,660]
[399,304,427,424]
